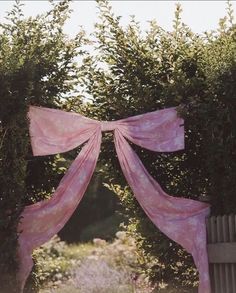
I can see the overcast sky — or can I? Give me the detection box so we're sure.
[0,1,235,36]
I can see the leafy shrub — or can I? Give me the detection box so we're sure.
[39,232,154,293]
[0,2,86,291]
[74,0,236,290]
[33,236,72,288]
[33,235,94,290]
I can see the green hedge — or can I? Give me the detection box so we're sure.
[0,1,85,292]
[74,0,236,289]
[1,0,236,291]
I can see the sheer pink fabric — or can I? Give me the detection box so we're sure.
[17,106,211,293]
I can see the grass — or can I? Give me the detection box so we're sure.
[37,232,197,293]
[38,232,154,293]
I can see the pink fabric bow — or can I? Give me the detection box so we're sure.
[17,106,211,293]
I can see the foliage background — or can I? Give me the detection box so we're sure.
[0,0,235,292]
[76,0,236,290]
[0,1,86,291]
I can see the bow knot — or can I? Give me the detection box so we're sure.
[101,121,117,132]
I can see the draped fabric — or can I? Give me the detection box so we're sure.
[18,106,211,293]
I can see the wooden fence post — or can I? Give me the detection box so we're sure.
[206,215,236,293]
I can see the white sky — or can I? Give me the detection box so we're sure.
[0,1,235,36]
